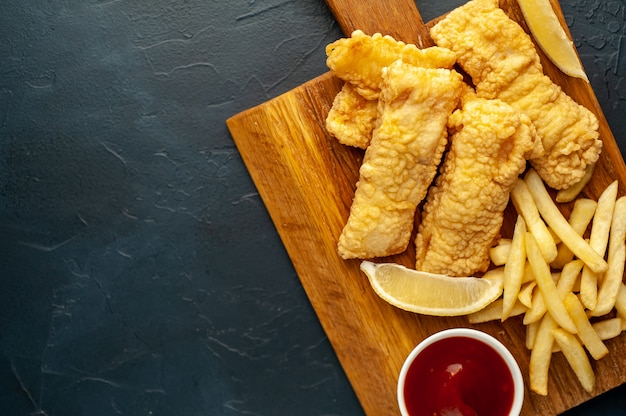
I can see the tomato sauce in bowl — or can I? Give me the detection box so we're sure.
[398,328,524,416]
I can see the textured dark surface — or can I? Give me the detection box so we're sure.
[0,0,624,415]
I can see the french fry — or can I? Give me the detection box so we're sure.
[526,320,540,350]
[522,272,562,324]
[580,181,618,310]
[523,258,582,327]
[482,267,505,283]
[549,227,561,244]
[468,298,527,323]
[552,328,596,393]
[594,196,626,316]
[518,281,536,308]
[525,233,577,333]
[557,259,585,294]
[529,313,557,395]
[522,271,563,325]
[490,238,512,266]
[579,273,598,313]
[613,283,626,320]
[523,288,546,325]
[489,177,621,396]
[551,198,597,269]
[522,261,535,284]
[563,293,609,360]
[552,318,623,353]
[591,318,623,341]
[524,169,608,274]
[556,162,595,203]
[511,179,558,262]
[502,216,527,320]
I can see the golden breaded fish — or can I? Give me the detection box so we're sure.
[415,95,537,276]
[326,82,378,149]
[326,30,457,100]
[338,61,463,259]
[430,0,601,190]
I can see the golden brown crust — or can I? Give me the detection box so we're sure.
[326,30,457,100]
[325,83,378,149]
[338,62,463,259]
[430,0,601,190]
[415,95,536,276]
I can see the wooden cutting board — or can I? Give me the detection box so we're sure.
[227,0,626,414]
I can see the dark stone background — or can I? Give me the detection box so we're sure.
[1,0,624,414]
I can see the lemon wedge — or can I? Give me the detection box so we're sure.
[360,261,503,316]
[517,0,588,82]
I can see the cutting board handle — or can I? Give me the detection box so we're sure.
[324,0,430,46]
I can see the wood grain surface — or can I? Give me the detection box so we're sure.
[227,0,626,414]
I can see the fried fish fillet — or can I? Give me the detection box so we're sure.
[430,0,601,190]
[338,61,463,259]
[326,82,378,149]
[415,96,537,276]
[326,30,457,100]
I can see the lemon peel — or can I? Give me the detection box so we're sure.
[360,261,503,316]
[517,0,589,82]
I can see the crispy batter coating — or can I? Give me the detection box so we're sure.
[430,0,601,190]
[326,82,378,149]
[415,96,537,276]
[338,61,463,259]
[326,30,457,100]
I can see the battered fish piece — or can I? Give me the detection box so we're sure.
[415,96,537,276]
[326,30,457,100]
[430,0,601,190]
[326,82,377,149]
[338,61,463,259]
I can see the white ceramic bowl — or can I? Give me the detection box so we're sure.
[397,328,524,416]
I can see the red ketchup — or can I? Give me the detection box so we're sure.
[403,336,515,416]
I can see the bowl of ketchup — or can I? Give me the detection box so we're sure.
[398,328,524,416]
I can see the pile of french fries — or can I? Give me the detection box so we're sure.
[470,168,626,396]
